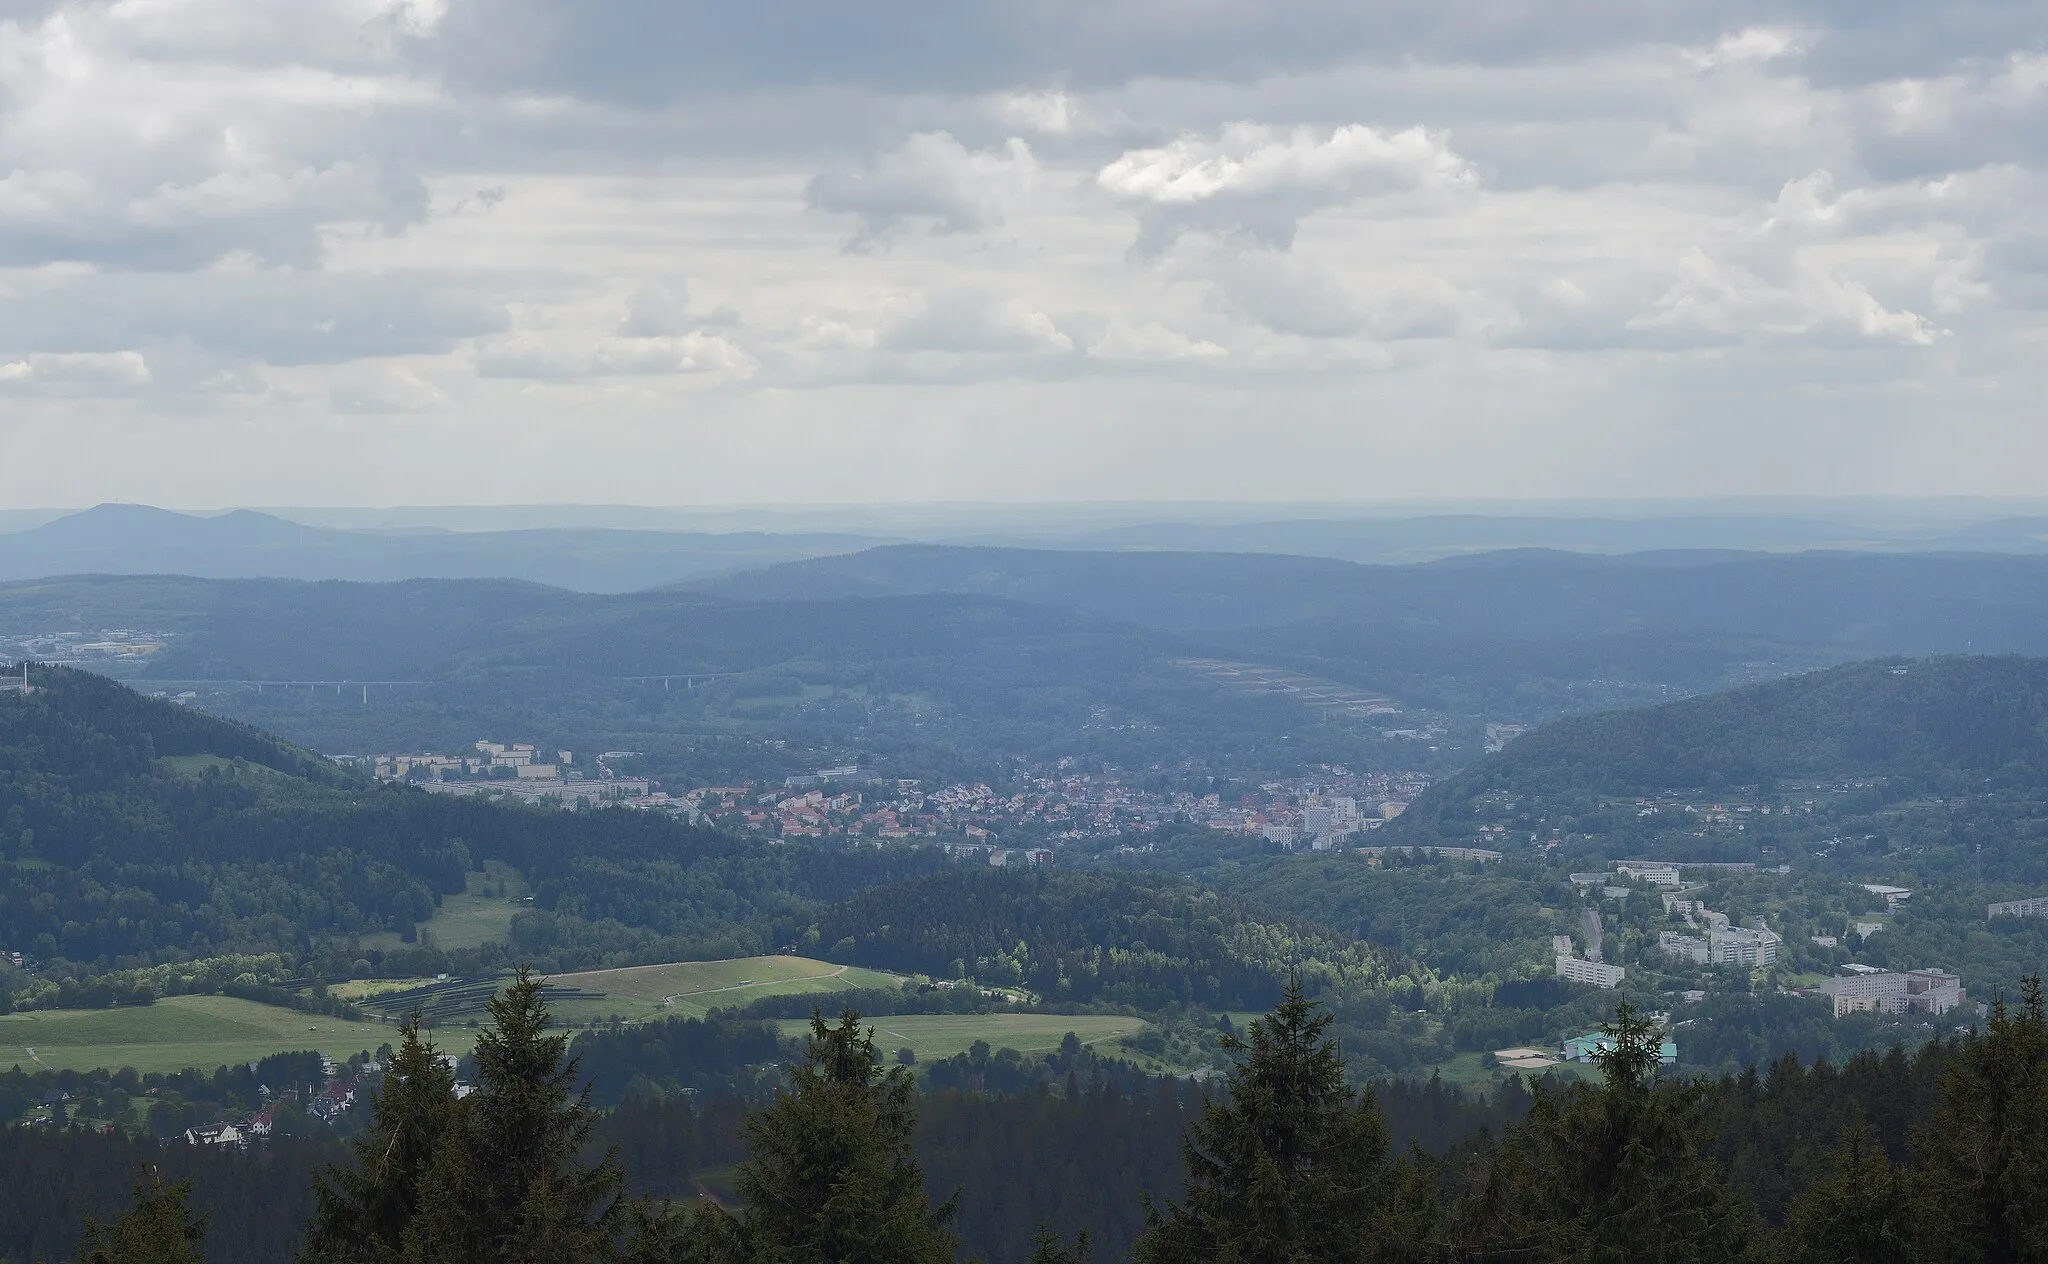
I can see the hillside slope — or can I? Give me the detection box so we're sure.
[0,667,939,990]
[1406,656,2048,811]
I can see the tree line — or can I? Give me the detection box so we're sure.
[36,966,2048,1263]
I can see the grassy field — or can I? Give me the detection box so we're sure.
[778,1013,1148,1062]
[0,995,392,1075]
[358,862,527,953]
[550,956,906,1023]
[338,956,906,1028]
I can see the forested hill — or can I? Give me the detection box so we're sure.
[0,666,943,989]
[811,868,1418,1010]
[3,663,340,785]
[1398,655,2048,825]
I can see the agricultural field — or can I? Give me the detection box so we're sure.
[341,955,905,1028]
[0,995,392,1075]
[551,955,907,1021]
[779,1013,1148,1062]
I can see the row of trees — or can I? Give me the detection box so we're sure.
[74,971,2048,1263]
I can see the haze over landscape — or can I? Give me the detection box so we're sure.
[5,3,2048,1263]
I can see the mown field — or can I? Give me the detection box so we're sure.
[334,955,907,1027]
[0,995,391,1075]
[551,955,907,1021]
[778,1013,1149,1062]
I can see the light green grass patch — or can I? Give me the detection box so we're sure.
[358,863,527,953]
[777,1013,1147,1062]
[0,995,393,1075]
[551,955,906,1022]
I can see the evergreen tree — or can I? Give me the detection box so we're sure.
[301,1013,458,1263]
[1450,1003,1759,1264]
[76,1170,207,1264]
[402,968,625,1264]
[1785,1122,1942,1264]
[1131,978,1400,1264]
[705,1008,958,1264]
[1025,1227,1089,1264]
[1914,977,2048,1262]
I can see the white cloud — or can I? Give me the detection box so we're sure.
[1088,322,1227,361]
[806,131,1038,246]
[328,363,445,412]
[0,349,152,392]
[1683,27,1806,72]
[879,292,1074,356]
[1098,122,1474,251]
[988,89,1091,135]
[474,331,755,379]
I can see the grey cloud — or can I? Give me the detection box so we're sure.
[420,0,2033,104]
[617,280,739,336]
[807,132,1037,245]
[877,292,1076,355]
[0,271,507,364]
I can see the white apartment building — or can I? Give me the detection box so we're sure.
[1556,955,1626,988]
[1988,895,2048,920]
[1614,861,1683,887]
[1819,968,1965,1018]
[1660,925,1781,967]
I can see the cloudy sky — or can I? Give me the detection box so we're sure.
[0,1,2043,507]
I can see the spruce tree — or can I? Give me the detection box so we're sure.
[77,1170,207,1264]
[301,1012,457,1263]
[1785,1122,1942,1264]
[710,1008,958,1264]
[1914,977,2048,1262]
[1131,978,1398,1264]
[402,968,626,1264]
[1025,1227,1090,1264]
[1451,1003,1758,1263]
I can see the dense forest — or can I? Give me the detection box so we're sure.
[811,868,1413,1010]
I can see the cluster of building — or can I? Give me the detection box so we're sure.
[0,629,171,664]
[347,740,662,810]
[680,763,1435,850]
[1492,1028,1679,1073]
[363,740,574,782]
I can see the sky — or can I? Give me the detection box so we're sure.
[0,1,2043,508]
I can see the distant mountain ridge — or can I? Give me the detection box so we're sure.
[0,504,880,593]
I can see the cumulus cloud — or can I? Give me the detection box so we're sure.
[328,364,446,412]
[617,279,739,337]
[0,3,435,267]
[473,331,754,379]
[0,350,152,393]
[878,292,1075,356]
[1098,122,1475,252]
[1087,322,1227,361]
[807,131,1038,246]
[1632,246,1944,346]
